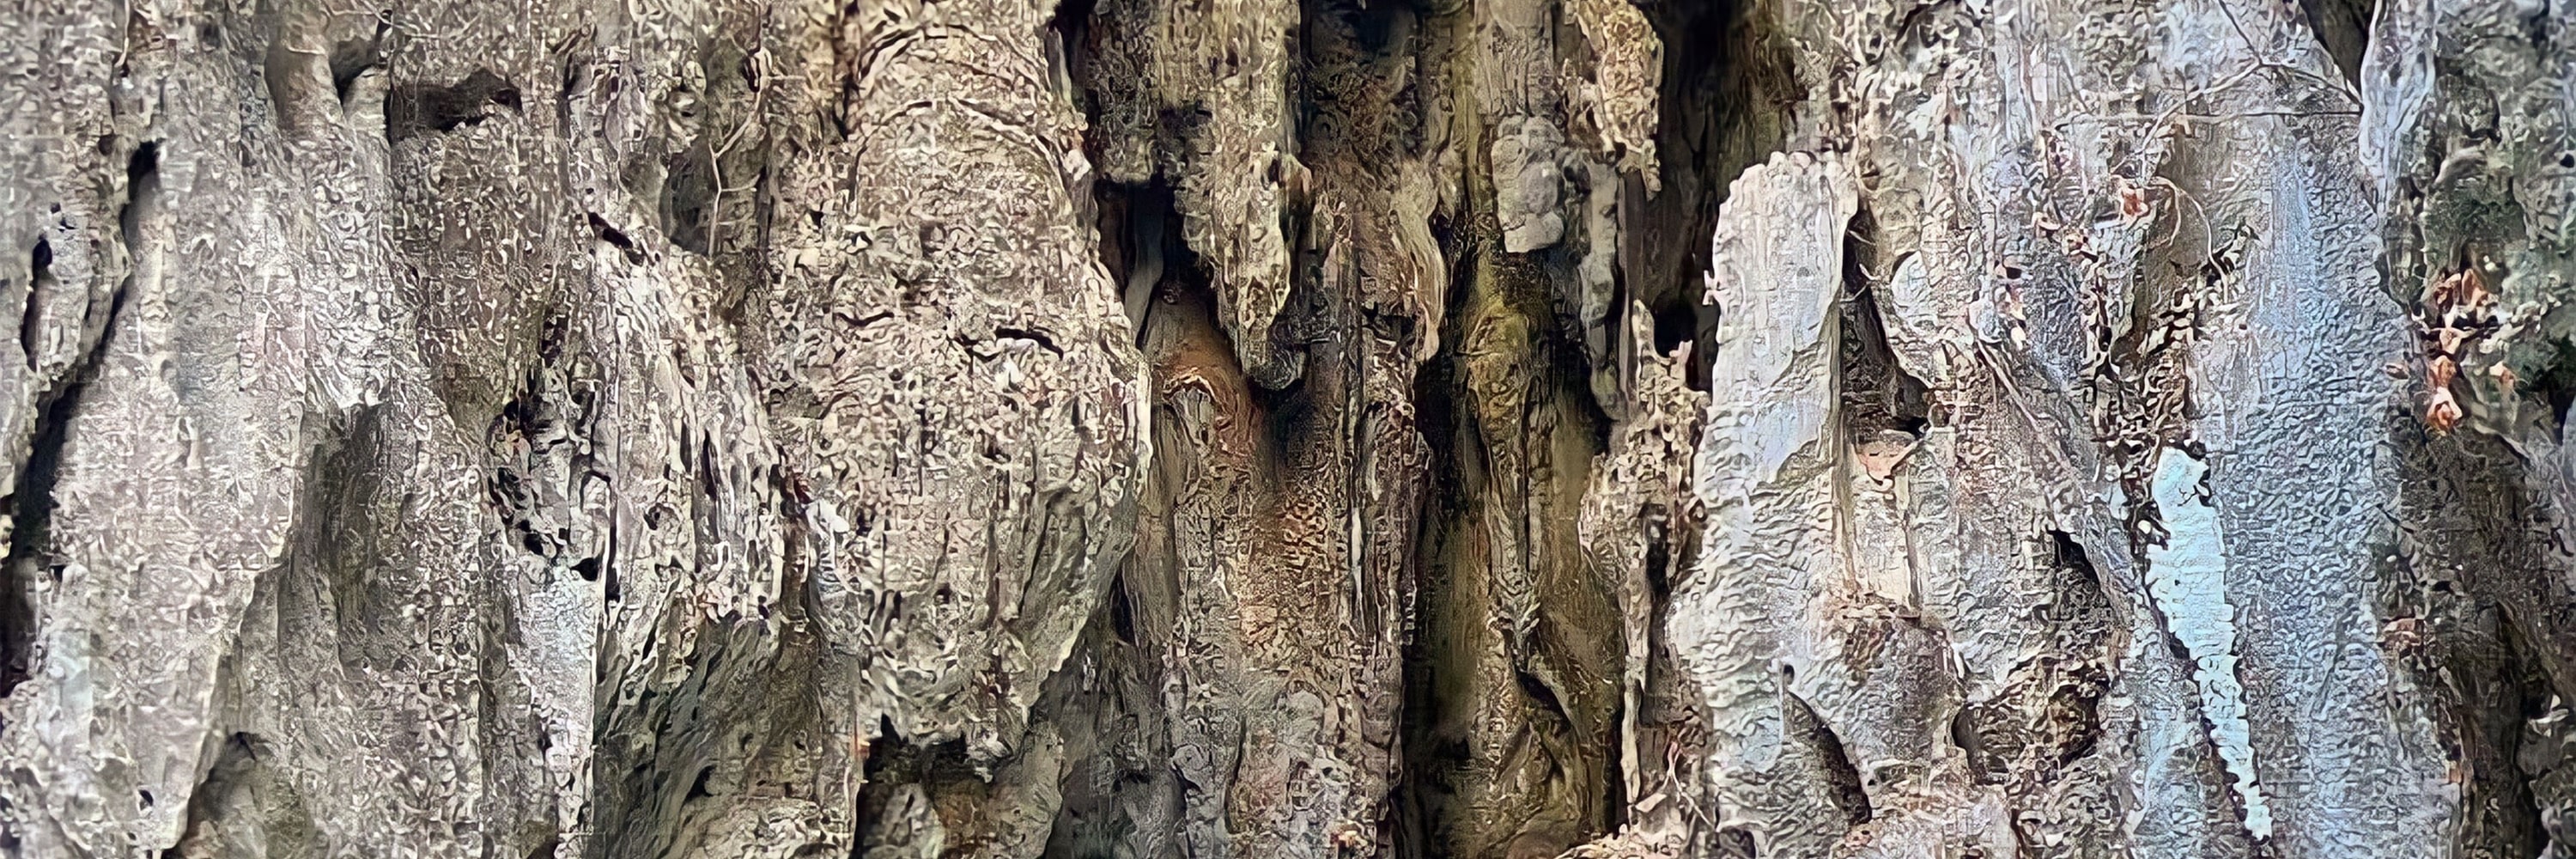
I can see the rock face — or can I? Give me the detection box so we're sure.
[1,0,2573,857]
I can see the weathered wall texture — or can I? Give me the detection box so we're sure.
[1,0,2573,857]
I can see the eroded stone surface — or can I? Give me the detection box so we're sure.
[2,2,2573,858]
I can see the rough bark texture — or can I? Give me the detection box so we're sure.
[3,0,2574,857]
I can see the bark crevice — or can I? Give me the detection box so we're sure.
[1,142,149,699]
[385,70,523,143]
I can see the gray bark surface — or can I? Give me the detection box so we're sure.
[0,0,2569,857]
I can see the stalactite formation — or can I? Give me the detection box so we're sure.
[1,1,2573,857]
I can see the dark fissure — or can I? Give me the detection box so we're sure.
[1388,0,1788,856]
[1636,0,1797,390]
[2298,0,2374,85]
[2,143,151,698]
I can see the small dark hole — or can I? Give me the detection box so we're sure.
[586,213,647,265]
[328,26,386,101]
[386,69,523,143]
[1650,300,1698,356]
[994,326,1063,356]
[22,237,53,368]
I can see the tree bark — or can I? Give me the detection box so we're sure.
[0,0,2569,857]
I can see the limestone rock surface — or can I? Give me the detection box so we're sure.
[0,1,2572,858]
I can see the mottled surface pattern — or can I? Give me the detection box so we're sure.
[0,0,2572,857]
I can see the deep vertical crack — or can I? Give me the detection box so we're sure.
[2298,0,2373,85]
[1634,0,1797,388]
[0,143,149,697]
